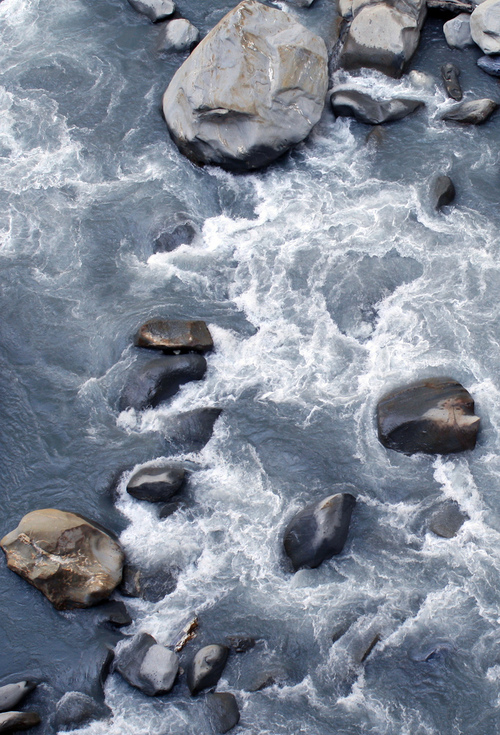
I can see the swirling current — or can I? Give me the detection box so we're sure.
[1,0,500,733]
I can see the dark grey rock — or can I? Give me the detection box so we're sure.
[432,175,456,209]
[153,223,196,253]
[0,712,40,733]
[55,692,111,731]
[135,319,213,353]
[429,500,469,537]
[162,0,328,170]
[120,563,177,602]
[158,500,183,518]
[477,55,500,77]
[443,13,474,48]
[377,377,480,454]
[157,19,200,52]
[441,98,498,124]
[226,636,256,653]
[119,354,207,412]
[0,682,36,713]
[206,693,240,733]
[428,0,474,12]
[187,645,229,695]
[441,63,462,100]
[127,463,185,502]
[115,632,179,696]
[98,600,132,628]
[127,0,175,22]
[245,668,286,691]
[283,492,356,571]
[165,408,223,451]
[331,89,424,124]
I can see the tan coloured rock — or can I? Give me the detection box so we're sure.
[135,319,213,353]
[1,510,124,610]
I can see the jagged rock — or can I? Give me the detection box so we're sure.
[283,492,356,570]
[470,0,500,53]
[119,355,207,412]
[0,510,124,610]
[135,319,213,353]
[162,0,328,170]
[158,19,200,52]
[443,13,474,47]
[55,692,111,731]
[206,693,240,734]
[0,682,36,713]
[128,0,175,22]
[120,563,177,602]
[165,408,223,451]
[441,98,498,123]
[340,0,427,78]
[153,223,196,253]
[331,89,424,123]
[187,645,229,695]
[127,463,185,502]
[432,175,456,209]
[429,500,469,537]
[477,55,500,75]
[377,377,480,454]
[0,712,40,733]
[441,63,462,100]
[114,632,179,696]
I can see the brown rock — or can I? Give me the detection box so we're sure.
[134,319,213,353]
[0,510,124,610]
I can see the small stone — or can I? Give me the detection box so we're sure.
[157,19,200,53]
[206,693,240,734]
[135,319,213,353]
[443,14,474,48]
[429,500,469,537]
[441,98,498,124]
[0,682,36,713]
[154,223,196,253]
[115,632,179,696]
[0,711,40,733]
[55,692,111,731]
[127,0,175,22]
[477,55,500,76]
[441,63,463,100]
[187,645,229,695]
[127,463,186,503]
[119,563,177,602]
[432,175,456,210]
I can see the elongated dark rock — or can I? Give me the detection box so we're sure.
[283,492,356,571]
[377,377,479,454]
[0,711,40,733]
[135,319,213,353]
[127,463,185,502]
[441,63,462,101]
[441,99,498,124]
[206,693,240,733]
[0,682,36,713]
[331,89,424,124]
[187,644,229,695]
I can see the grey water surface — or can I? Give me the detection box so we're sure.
[1,0,500,733]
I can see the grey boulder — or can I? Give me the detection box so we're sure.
[206,693,240,733]
[187,645,229,695]
[0,682,36,713]
[432,174,456,209]
[128,0,175,22]
[477,55,500,76]
[158,19,200,52]
[470,0,500,53]
[331,89,424,123]
[115,632,179,696]
[443,13,474,47]
[441,63,462,100]
[127,463,185,502]
[165,407,223,451]
[283,492,356,571]
[0,712,40,733]
[377,377,479,454]
[162,0,328,170]
[55,692,111,731]
[153,222,196,253]
[441,98,498,123]
[135,319,213,353]
[429,500,469,537]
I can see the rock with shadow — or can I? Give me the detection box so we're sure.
[54,692,111,731]
[206,692,240,733]
[119,562,177,602]
[0,711,40,733]
[127,0,175,22]
[0,682,36,713]
[187,645,229,695]
[127,463,186,503]
[164,408,223,451]
[114,632,179,696]
[432,175,455,210]
[441,99,498,124]
[135,319,213,354]
[331,89,424,124]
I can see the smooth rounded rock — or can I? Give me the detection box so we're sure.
[377,377,479,455]
[471,0,500,53]
[331,89,424,123]
[119,354,207,412]
[115,632,179,696]
[187,645,229,695]
[432,175,456,209]
[443,13,474,48]
[135,319,213,353]
[477,54,500,75]
[55,692,111,731]
[165,408,223,451]
[0,712,40,733]
[128,0,175,22]
[0,682,36,713]
[0,510,124,610]
[206,692,240,734]
[162,0,328,170]
[283,492,356,571]
[441,63,462,100]
[158,19,200,52]
[127,463,185,502]
[429,500,469,537]
[441,98,498,123]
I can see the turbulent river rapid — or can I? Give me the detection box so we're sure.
[2,0,500,733]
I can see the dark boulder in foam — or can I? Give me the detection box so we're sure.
[331,89,424,124]
[283,492,357,571]
[119,562,177,602]
[432,175,456,210]
[119,355,207,412]
[187,644,229,695]
[441,63,462,101]
[127,463,186,502]
[206,692,240,733]
[377,377,480,455]
[164,408,223,451]
[153,223,196,253]
[55,692,111,731]
[429,500,468,538]
[114,632,179,696]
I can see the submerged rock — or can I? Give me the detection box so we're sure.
[283,492,356,571]
[432,175,456,209]
[470,0,500,54]
[115,632,179,696]
[441,98,498,123]
[162,0,328,170]
[206,693,240,733]
[158,19,200,52]
[477,55,500,76]
[98,600,132,628]
[226,636,256,653]
[135,319,213,353]
[187,644,229,695]
[119,354,207,412]
[165,407,223,451]
[0,510,124,610]
[429,500,469,537]
[0,682,36,713]
[331,89,424,123]
[55,692,111,731]
[120,563,177,602]
[441,63,462,100]
[0,712,40,733]
[127,0,175,22]
[127,463,186,502]
[428,0,474,12]
[377,377,480,454]
[443,13,474,48]
[153,223,196,253]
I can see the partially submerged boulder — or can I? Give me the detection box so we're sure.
[128,0,175,22]
[429,500,469,537]
[55,692,111,731]
[443,13,474,48]
[0,712,40,733]
[441,63,462,100]
[477,55,500,76]
[153,223,196,253]
[377,377,479,454]
[187,645,229,695]
[0,682,36,713]
[0,510,124,610]
[165,407,223,451]
[135,319,213,353]
[331,89,424,123]
[432,175,456,209]
[283,492,356,570]
[115,632,179,696]
[127,463,186,502]
[470,0,500,53]
[162,0,328,170]
[120,563,177,602]
[206,693,240,734]
[158,19,200,53]
[441,98,498,123]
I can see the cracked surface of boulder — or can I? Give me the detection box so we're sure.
[162,0,328,170]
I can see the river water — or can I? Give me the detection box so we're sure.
[1,0,500,732]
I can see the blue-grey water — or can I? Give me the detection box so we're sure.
[1,0,500,732]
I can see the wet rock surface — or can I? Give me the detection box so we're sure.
[55,692,111,731]
[441,98,498,123]
[470,0,500,54]
[162,0,328,170]
[115,632,179,696]
[0,510,124,610]
[127,0,175,22]
[331,89,424,123]
[119,563,177,602]
[429,500,469,537]
[477,55,500,76]
[443,13,474,48]
[0,711,40,733]
[0,682,36,713]
[97,600,132,628]
[283,492,357,570]
[164,408,223,451]
[127,463,186,502]
[377,377,480,454]
[187,645,229,695]
[157,19,200,52]
[432,174,456,209]
[119,355,207,411]
[135,319,213,353]
[153,223,196,253]
[441,62,463,100]
[206,692,240,733]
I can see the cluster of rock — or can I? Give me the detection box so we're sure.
[127,0,200,53]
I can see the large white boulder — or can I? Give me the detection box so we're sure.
[444,13,474,47]
[470,0,500,53]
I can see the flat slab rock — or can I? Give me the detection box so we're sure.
[377,377,479,455]
[331,89,424,123]
[135,319,213,353]
[55,692,111,731]
[0,509,124,610]
[115,632,179,696]
[162,0,328,170]
[441,98,498,124]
